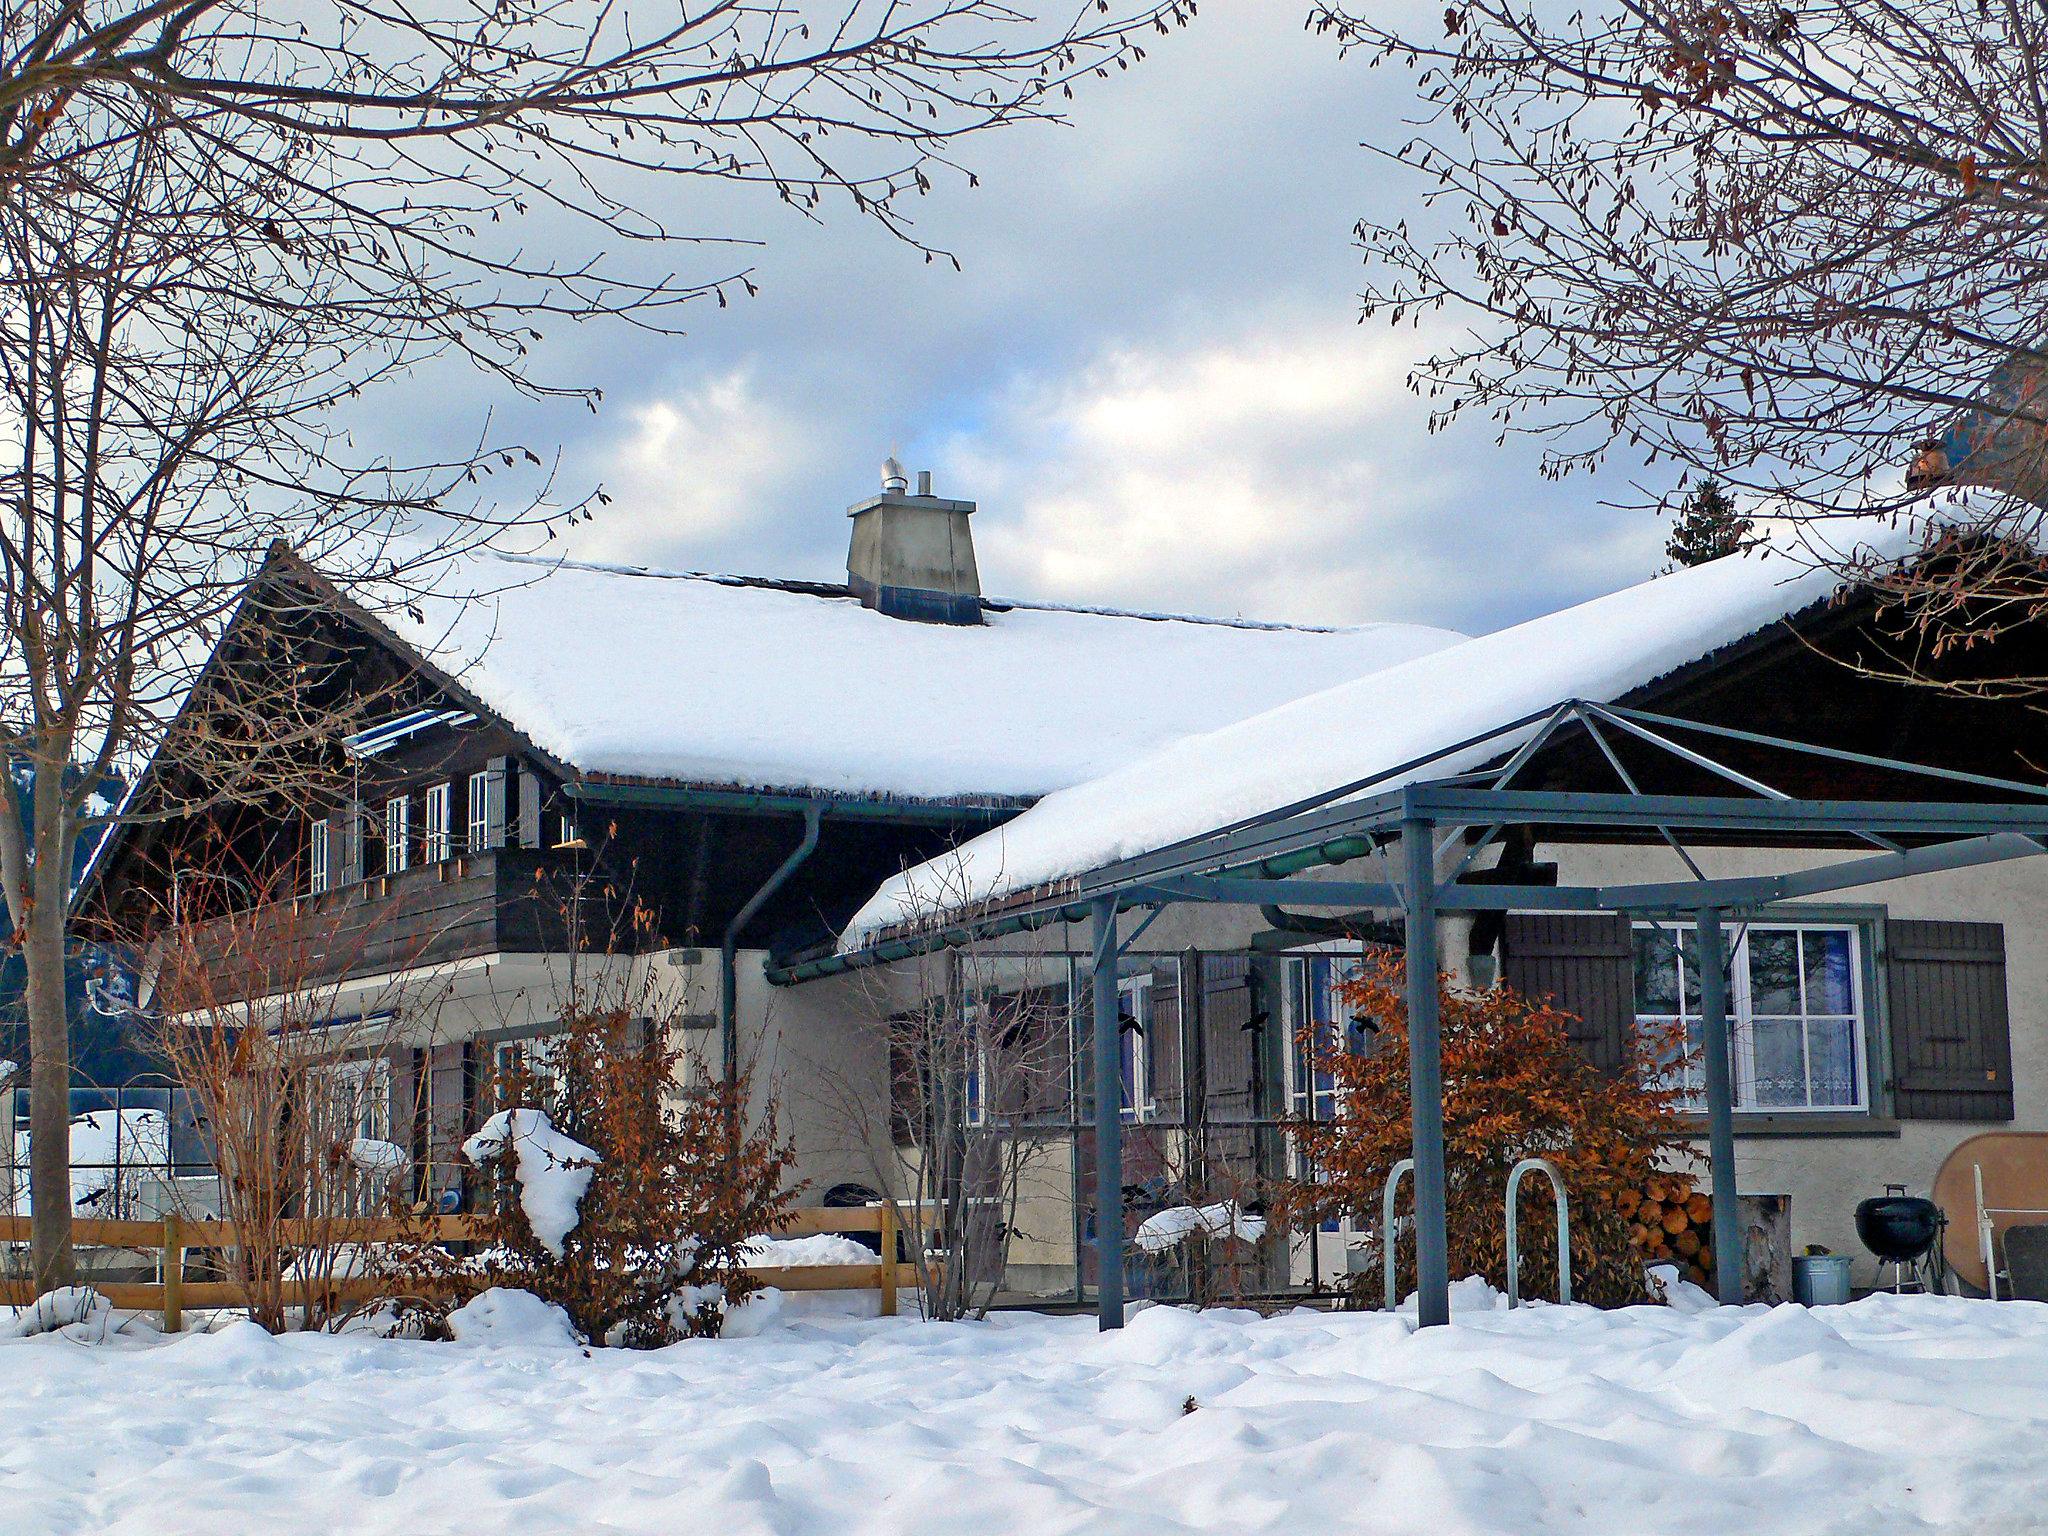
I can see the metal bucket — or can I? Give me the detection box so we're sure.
[1793,1253,1854,1306]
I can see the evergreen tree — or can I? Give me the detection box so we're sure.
[1664,479,1755,570]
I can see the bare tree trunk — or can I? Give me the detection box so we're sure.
[24,756,73,1288]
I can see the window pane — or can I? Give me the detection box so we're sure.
[1679,932,1702,1009]
[1637,1014,1700,1107]
[1805,1017,1860,1107]
[1746,930,1800,1016]
[1634,928,1679,1011]
[1803,931,1854,1015]
[1747,1017,1807,1107]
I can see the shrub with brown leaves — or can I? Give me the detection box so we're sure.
[460,997,801,1346]
[1284,952,1692,1308]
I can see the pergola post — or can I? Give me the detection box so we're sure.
[1403,817,1451,1327]
[1693,908,1743,1303]
[1090,896,1125,1330]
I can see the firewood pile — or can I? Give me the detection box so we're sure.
[1615,1174,1714,1290]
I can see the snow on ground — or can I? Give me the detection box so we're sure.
[7,1292,2048,1534]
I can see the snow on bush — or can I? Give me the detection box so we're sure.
[349,1137,410,1175]
[446,1288,581,1348]
[437,998,799,1348]
[1133,1201,1266,1254]
[463,1109,599,1258]
[1,1285,109,1340]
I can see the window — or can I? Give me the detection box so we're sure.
[468,765,505,853]
[423,782,451,862]
[1633,921,1867,1112]
[385,796,409,874]
[321,1057,392,1142]
[306,816,331,895]
[1286,954,1369,1123]
[492,1036,565,1112]
[555,809,581,849]
[317,1058,394,1217]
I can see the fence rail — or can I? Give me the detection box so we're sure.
[0,1203,918,1327]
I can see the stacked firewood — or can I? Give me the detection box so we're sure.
[1615,1174,1714,1290]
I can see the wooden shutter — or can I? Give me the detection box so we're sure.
[482,757,509,850]
[1147,961,1184,1122]
[1886,919,2012,1121]
[1502,913,1634,1074]
[516,767,542,849]
[1198,954,1263,1121]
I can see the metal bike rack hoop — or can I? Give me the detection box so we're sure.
[1506,1157,1572,1308]
[1383,1157,1416,1311]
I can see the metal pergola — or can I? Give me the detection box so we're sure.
[815,699,2048,1329]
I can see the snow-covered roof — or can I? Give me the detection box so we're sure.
[843,519,1925,947]
[398,556,1466,803]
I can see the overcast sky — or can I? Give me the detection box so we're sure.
[446,5,1677,637]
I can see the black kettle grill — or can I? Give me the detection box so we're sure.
[1856,1185,1941,1263]
[1856,1184,1949,1293]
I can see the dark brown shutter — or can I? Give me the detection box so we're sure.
[1502,913,1634,1074]
[1198,954,1262,1121]
[1886,919,2013,1122]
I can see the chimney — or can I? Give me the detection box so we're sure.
[846,459,983,625]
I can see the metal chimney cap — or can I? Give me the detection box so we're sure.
[881,455,908,494]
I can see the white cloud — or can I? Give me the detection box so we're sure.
[940,320,1478,625]
[571,368,818,563]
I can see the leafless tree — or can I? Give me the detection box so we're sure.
[0,0,1190,1291]
[812,859,1072,1320]
[1314,0,2048,628]
[148,859,447,1333]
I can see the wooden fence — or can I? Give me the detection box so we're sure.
[0,1203,916,1329]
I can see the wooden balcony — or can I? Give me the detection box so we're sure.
[170,849,648,996]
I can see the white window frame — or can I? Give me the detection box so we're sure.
[492,1035,566,1111]
[306,816,331,895]
[385,795,409,874]
[423,782,451,863]
[1116,970,1160,1124]
[321,1057,392,1142]
[1633,920,1870,1114]
[468,766,505,853]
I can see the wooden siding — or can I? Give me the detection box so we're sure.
[1886,919,2014,1122]
[177,848,645,996]
[1502,913,1635,1074]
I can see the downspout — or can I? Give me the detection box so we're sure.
[721,801,824,1095]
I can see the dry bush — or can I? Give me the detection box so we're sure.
[455,980,801,1347]
[151,876,439,1332]
[817,856,1075,1321]
[1285,952,1692,1308]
